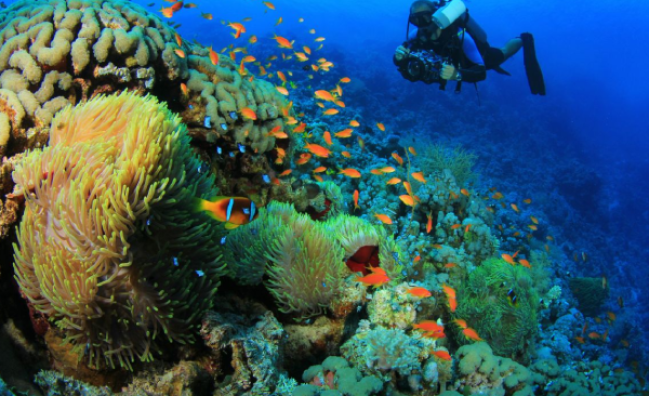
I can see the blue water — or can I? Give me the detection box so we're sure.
[6,0,647,382]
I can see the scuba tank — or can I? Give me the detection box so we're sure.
[432,0,466,30]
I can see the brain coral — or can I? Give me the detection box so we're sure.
[12,91,226,369]
[0,0,289,157]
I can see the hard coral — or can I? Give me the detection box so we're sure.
[454,342,534,396]
[12,92,226,369]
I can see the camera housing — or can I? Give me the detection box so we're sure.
[394,49,445,84]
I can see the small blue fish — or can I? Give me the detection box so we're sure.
[172,257,179,266]
[196,270,205,277]
[216,146,222,155]
[188,104,194,109]
[262,174,271,183]
[238,144,245,153]
[229,152,235,158]
[322,282,326,288]
[220,236,227,245]
[146,218,152,226]
[414,271,419,276]
[204,116,211,128]
[197,164,204,174]
[229,111,237,120]
[401,270,408,276]
[220,123,227,130]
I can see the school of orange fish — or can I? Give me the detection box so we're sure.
[159,0,630,365]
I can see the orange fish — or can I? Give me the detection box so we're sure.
[194,196,258,229]
[381,166,396,173]
[518,259,532,268]
[445,263,457,268]
[314,90,335,101]
[313,175,324,182]
[411,172,426,184]
[355,267,390,287]
[249,35,258,44]
[160,7,173,18]
[376,122,385,131]
[209,47,219,65]
[432,350,452,361]
[392,152,404,166]
[370,169,384,176]
[323,108,339,116]
[530,216,539,224]
[171,1,183,12]
[523,198,532,204]
[273,35,293,49]
[303,45,312,55]
[353,189,359,210]
[180,82,188,96]
[262,1,275,10]
[293,123,306,133]
[448,297,457,312]
[492,192,504,200]
[277,71,287,83]
[453,319,468,329]
[184,2,197,7]
[527,225,538,231]
[296,153,312,165]
[462,327,483,342]
[341,151,352,158]
[442,284,456,299]
[460,188,470,196]
[275,16,282,25]
[278,169,292,177]
[408,146,417,156]
[304,143,331,158]
[312,166,327,173]
[174,33,182,47]
[501,253,516,266]
[574,336,585,344]
[349,120,360,127]
[334,128,353,138]
[426,212,433,233]
[201,12,213,20]
[276,86,289,96]
[588,332,600,339]
[374,213,393,225]
[399,195,415,207]
[413,321,445,338]
[450,224,462,230]
[240,107,257,120]
[323,131,333,146]
[511,203,519,213]
[386,177,401,185]
[407,287,431,298]
[339,168,361,178]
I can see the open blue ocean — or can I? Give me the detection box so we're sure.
[0,0,647,394]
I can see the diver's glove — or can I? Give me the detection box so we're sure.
[394,45,411,63]
[440,63,461,81]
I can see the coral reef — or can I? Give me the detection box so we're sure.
[454,257,540,360]
[453,342,534,395]
[419,144,478,186]
[12,92,225,370]
[0,0,291,238]
[295,356,383,396]
[199,295,285,396]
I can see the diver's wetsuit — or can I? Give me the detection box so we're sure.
[404,25,503,83]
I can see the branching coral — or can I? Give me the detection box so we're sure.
[454,258,539,360]
[12,92,226,369]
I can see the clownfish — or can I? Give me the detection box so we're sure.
[194,196,258,229]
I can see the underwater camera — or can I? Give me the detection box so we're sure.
[394,49,445,84]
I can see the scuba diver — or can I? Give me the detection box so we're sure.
[394,0,545,95]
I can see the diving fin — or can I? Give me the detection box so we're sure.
[493,66,511,76]
[520,33,545,95]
